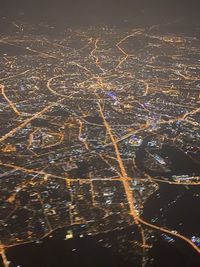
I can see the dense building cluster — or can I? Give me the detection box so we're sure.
[0,22,199,265]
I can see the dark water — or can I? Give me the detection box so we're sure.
[4,238,200,267]
[5,229,139,267]
[6,238,128,267]
[135,139,200,177]
[143,184,200,266]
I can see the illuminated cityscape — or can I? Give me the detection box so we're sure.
[0,1,199,266]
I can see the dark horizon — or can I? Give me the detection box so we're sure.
[1,0,200,26]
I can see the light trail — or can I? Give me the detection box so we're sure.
[138,217,200,254]
[98,101,147,251]
[0,162,130,183]
[152,177,200,186]
[90,38,105,73]
[0,244,10,267]
[115,31,142,69]
[0,84,21,115]
[0,98,64,144]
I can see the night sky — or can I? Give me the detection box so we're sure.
[0,0,200,26]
